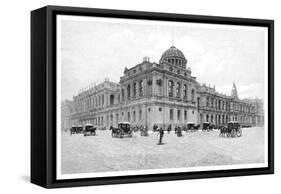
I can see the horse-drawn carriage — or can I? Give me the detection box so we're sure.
[185,122,200,132]
[83,123,97,136]
[70,125,83,135]
[220,121,242,138]
[110,122,133,138]
[202,122,214,131]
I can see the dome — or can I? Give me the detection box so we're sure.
[159,46,187,68]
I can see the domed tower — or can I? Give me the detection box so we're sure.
[159,46,187,69]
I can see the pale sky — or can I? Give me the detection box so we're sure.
[59,16,267,101]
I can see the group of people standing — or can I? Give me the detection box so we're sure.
[152,124,184,145]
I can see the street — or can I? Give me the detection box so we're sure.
[61,127,265,174]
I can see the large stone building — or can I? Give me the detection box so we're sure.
[61,45,264,130]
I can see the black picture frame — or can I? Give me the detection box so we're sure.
[31,5,274,188]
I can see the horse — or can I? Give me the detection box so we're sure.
[109,126,120,137]
[153,124,158,132]
[175,126,183,137]
[83,127,97,136]
[219,126,227,137]
[140,126,149,136]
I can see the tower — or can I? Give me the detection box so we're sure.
[231,82,239,99]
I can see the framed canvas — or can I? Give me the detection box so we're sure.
[31,5,274,188]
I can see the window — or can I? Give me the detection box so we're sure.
[177,70,180,74]
[148,108,151,112]
[191,89,195,101]
[183,84,187,99]
[133,82,136,97]
[176,82,181,98]
[133,111,136,122]
[170,109,173,121]
[139,109,142,121]
[168,80,174,97]
[109,94,114,105]
[139,80,143,96]
[102,95,104,105]
[116,113,119,124]
[127,84,131,100]
[184,110,187,120]
[177,110,181,121]
[159,107,162,112]
[121,89,124,102]
[127,112,130,122]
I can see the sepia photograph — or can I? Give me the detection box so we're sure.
[56,14,268,180]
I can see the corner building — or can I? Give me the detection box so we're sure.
[63,46,264,130]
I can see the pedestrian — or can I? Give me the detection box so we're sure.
[158,127,164,145]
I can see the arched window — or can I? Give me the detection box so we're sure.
[102,95,104,105]
[176,82,181,98]
[168,80,174,97]
[191,89,195,101]
[110,94,114,105]
[139,80,143,96]
[121,89,124,102]
[183,84,187,99]
[127,84,131,100]
[98,95,101,106]
[133,82,136,97]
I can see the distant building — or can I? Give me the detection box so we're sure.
[64,45,264,129]
[61,100,73,131]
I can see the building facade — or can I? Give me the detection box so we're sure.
[62,46,264,130]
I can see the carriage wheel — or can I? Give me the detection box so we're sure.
[237,129,242,137]
[227,131,231,137]
[231,129,236,138]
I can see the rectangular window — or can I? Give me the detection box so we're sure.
[128,112,130,122]
[139,110,142,121]
[116,114,119,124]
[184,110,187,120]
[133,111,136,122]
[177,110,181,121]
[170,109,173,121]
